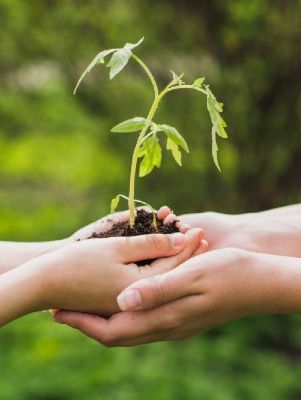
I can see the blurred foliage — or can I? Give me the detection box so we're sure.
[0,0,301,398]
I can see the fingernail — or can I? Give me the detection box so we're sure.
[169,232,184,247]
[117,289,142,311]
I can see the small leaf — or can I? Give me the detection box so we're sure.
[111,117,150,133]
[166,138,182,166]
[107,48,132,79]
[110,195,120,213]
[74,48,116,94]
[170,70,185,85]
[124,37,144,50]
[211,127,221,172]
[193,77,205,87]
[206,85,228,139]
[106,37,144,80]
[160,124,189,153]
[139,136,162,177]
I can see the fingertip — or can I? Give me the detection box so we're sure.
[185,227,204,240]
[164,213,177,225]
[201,239,209,251]
[53,311,67,324]
[193,239,209,256]
[157,206,171,220]
[117,288,142,311]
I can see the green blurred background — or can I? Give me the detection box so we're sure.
[0,0,301,398]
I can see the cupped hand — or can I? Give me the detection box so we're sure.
[54,247,277,346]
[41,226,206,316]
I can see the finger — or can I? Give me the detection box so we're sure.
[55,296,199,347]
[150,228,203,274]
[117,257,200,311]
[163,213,177,225]
[178,223,191,233]
[115,232,186,263]
[193,239,209,256]
[54,311,109,337]
[157,206,171,220]
[55,307,173,347]
[54,310,159,346]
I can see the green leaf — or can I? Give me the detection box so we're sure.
[124,37,144,50]
[206,85,228,139]
[160,124,189,153]
[106,48,132,79]
[110,195,120,213]
[139,135,162,177]
[111,117,150,133]
[73,49,116,94]
[211,127,221,172]
[166,138,182,166]
[193,77,205,87]
[107,37,144,80]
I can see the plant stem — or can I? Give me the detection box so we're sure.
[127,73,207,226]
[128,54,162,226]
[128,96,161,226]
[131,54,159,97]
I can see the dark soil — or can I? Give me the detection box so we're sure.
[87,208,179,265]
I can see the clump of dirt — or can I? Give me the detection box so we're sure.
[87,208,179,265]
[88,208,179,238]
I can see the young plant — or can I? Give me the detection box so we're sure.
[74,37,228,227]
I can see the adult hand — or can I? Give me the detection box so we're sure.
[55,248,301,346]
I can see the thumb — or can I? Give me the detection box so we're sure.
[117,260,197,311]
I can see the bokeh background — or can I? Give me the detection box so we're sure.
[0,0,301,398]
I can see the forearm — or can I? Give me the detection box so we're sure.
[0,260,48,326]
[0,239,71,273]
[253,252,301,314]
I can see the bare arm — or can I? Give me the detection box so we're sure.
[0,240,70,273]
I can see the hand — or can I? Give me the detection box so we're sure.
[45,228,205,315]
[0,226,205,326]
[54,248,301,346]
[180,204,301,257]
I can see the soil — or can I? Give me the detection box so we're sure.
[87,208,179,265]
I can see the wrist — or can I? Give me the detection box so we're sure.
[0,259,50,326]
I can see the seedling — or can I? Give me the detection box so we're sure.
[74,37,228,227]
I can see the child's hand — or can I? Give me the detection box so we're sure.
[40,228,205,316]
[0,227,206,327]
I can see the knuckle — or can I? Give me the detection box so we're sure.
[153,274,171,303]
